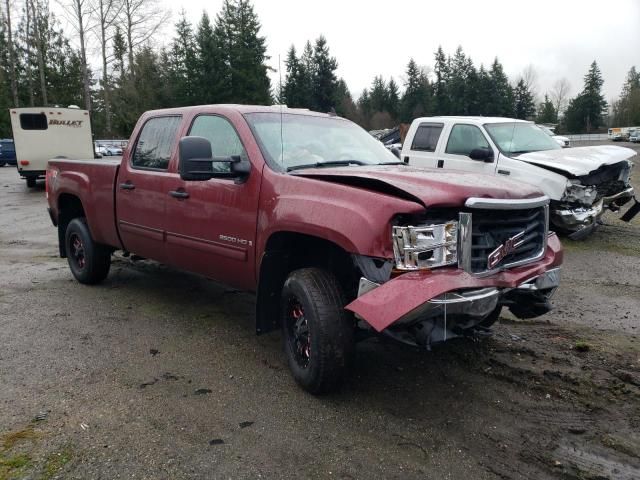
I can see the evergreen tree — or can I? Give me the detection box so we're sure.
[536,94,557,124]
[357,88,372,129]
[612,66,640,126]
[168,12,198,106]
[281,45,310,107]
[311,35,338,112]
[513,78,536,119]
[400,58,431,122]
[195,12,229,104]
[386,78,400,120]
[564,61,608,132]
[369,75,387,113]
[433,46,449,114]
[488,58,514,116]
[334,77,359,122]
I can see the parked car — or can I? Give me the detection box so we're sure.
[537,125,571,148]
[96,145,123,156]
[401,117,637,239]
[0,138,17,166]
[46,105,563,394]
[630,129,640,143]
[9,107,94,187]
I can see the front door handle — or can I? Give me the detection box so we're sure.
[119,182,135,190]
[437,159,445,168]
[169,190,190,199]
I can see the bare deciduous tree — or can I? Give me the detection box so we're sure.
[520,64,538,103]
[551,78,571,118]
[57,0,93,110]
[121,0,168,73]
[30,0,48,105]
[4,0,19,106]
[24,0,35,106]
[92,0,122,134]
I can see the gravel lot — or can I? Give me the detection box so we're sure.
[1,143,639,479]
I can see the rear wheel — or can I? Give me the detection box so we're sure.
[65,217,111,284]
[281,268,354,395]
[26,177,36,188]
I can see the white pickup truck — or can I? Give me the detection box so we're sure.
[401,117,637,238]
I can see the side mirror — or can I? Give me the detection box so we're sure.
[179,136,215,181]
[179,136,251,182]
[469,147,494,163]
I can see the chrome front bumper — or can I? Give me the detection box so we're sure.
[603,186,634,209]
[356,268,561,346]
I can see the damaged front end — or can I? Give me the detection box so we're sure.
[550,160,636,239]
[347,196,563,349]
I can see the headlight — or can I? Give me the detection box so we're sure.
[562,180,597,206]
[392,221,458,270]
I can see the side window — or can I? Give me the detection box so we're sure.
[188,115,247,173]
[132,116,182,170]
[20,113,48,130]
[411,123,443,152]
[445,124,490,157]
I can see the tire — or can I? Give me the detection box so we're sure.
[0,161,6,167]
[281,268,354,394]
[26,177,36,188]
[479,305,502,328]
[64,217,111,284]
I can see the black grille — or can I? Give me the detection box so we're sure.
[470,207,547,273]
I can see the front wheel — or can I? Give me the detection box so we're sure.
[65,218,111,284]
[281,268,354,395]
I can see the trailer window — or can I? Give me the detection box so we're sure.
[132,116,182,170]
[20,113,48,130]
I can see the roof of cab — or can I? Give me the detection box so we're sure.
[141,104,336,118]
[412,116,532,125]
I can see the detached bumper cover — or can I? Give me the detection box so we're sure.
[345,234,563,332]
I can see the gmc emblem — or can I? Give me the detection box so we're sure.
[487,231,525,269]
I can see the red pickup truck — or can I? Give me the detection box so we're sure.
[46,105,563,394]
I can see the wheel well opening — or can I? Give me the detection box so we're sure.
[57,194,85,257]
[256,232,359,335]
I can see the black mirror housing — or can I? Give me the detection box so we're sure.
[179,137,251,182]
[469,147,494,162]
[179,136,215,181]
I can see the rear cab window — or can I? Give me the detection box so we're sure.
[410,123,443,152]
[131,116,182,170]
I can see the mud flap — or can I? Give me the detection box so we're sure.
[620,198,640,222]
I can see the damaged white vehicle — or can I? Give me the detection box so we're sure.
[401,117,638,239]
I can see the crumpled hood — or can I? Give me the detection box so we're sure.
[516,146,636,176]
[291,165,543,208]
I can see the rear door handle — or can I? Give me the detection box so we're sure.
[119,182,135,190]
[169,190,189,199]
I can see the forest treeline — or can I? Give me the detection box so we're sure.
[0,0,638,139]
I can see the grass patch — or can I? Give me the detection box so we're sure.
[41,446,73,480]
[0,454,31,480]
[1,428,38,450]
[574,341,592,352]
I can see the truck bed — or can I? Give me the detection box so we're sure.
[48,158,123,249]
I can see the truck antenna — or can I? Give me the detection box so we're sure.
[279,54,284,164]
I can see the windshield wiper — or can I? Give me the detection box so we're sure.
[286,160,367,172]
[510,150,532,155]
[379,161,406,165]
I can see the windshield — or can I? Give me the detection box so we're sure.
[485,122,561,156]
[244,112,398,171]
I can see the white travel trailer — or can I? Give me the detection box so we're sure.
[9,106,94,187]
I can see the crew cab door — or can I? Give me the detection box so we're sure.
[164,114,260,290]
[439,123,497,174]
[115,115,182,263]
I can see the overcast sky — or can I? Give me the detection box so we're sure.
[160,0,639,102]
[107,0,640,100]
